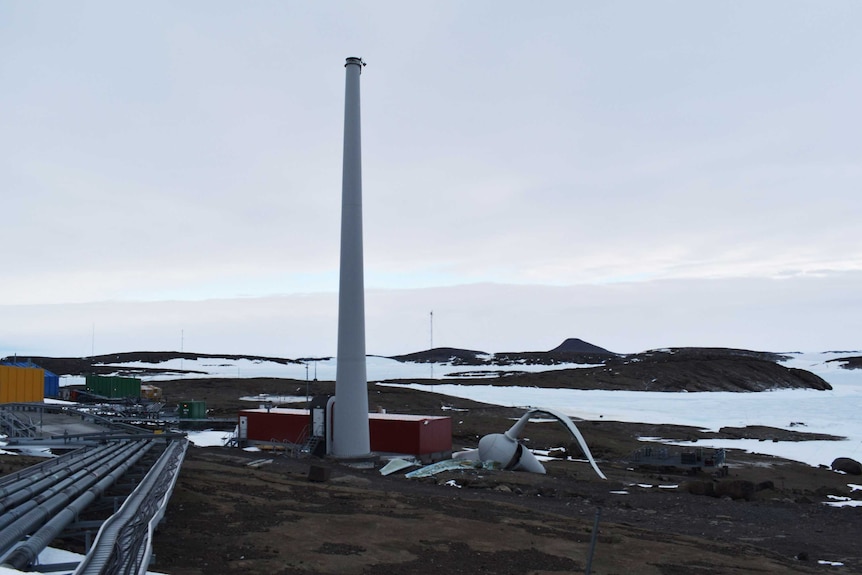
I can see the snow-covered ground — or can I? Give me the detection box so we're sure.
[382,352,862,469]
[0,547,166,575]
[71,355,600,383]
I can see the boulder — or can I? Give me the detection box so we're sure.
[683,480,715,497]
[714,479,756,501]
[831,457,862,475]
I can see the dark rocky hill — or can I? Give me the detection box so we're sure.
[390,338,618,367]
[457,347,831,392]
[6,343,833,392]
[387,347,488,364]
[11,351,304,378]
[549,337,614,354]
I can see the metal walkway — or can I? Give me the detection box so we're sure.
[0,404,188,574]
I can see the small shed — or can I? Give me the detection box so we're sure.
[239,407,309,443]
[0,365,45,403]
[179,400,207,419]
[0,361,58,397]
[369,413,452,460]
[85,375,142,399]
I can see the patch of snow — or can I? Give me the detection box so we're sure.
[59,375,84,387]
[0,547,168,575]
[44,398,76,405]
[824,500,862,508]
[0,445,55,458]
[239,395,307,404]
[186,430,233,447]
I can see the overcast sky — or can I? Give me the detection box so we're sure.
[2,2,860,358]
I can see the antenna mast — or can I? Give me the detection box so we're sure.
[430,310,434,350]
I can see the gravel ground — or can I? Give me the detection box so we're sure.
[151,413,862,574]
[145,374,862,574]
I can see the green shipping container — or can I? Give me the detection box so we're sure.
[86,375,142,399]
[179,400,206,419]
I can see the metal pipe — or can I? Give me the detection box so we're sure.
[0,444,130,532]
[0,440,152,560]
[2,439,154,571]
[0,443,124,514]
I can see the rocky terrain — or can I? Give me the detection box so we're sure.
[4,343,862,574]
[148,373,862,574]
[18,341,839,393]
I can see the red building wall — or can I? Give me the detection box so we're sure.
[239,409,452,458]
[368,414,452,456]
[240,408,309,443]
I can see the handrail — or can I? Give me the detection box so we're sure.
[74,438,189,575]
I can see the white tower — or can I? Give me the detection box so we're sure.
[331,57,371,457]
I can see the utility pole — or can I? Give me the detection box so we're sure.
[430,310,434,380]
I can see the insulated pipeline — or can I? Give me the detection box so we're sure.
[0,443,126,515]
[0,440,153,561]
[1,439,155,571]
[0,444,88,491]
[0,443,130,532]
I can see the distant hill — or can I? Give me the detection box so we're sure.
[549,338,613,354]
[828,355,862,370]
[389,339,617,366]
[4,343,838,392]
[419,347,832,392]
[387,347,488,364]
[12,351,305,378]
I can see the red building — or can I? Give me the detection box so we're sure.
[238,408,452,462]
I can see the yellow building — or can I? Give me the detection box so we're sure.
[0,365,45,403]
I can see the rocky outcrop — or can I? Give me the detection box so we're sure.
[827,356,862,370]
[714,479,756,501]
[685,479,771,501]
[831,457,862,475]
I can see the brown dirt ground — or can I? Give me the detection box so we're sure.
[143,376,862,575]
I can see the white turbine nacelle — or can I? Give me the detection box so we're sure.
[459,407,607,479]
[478,432,547,474]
